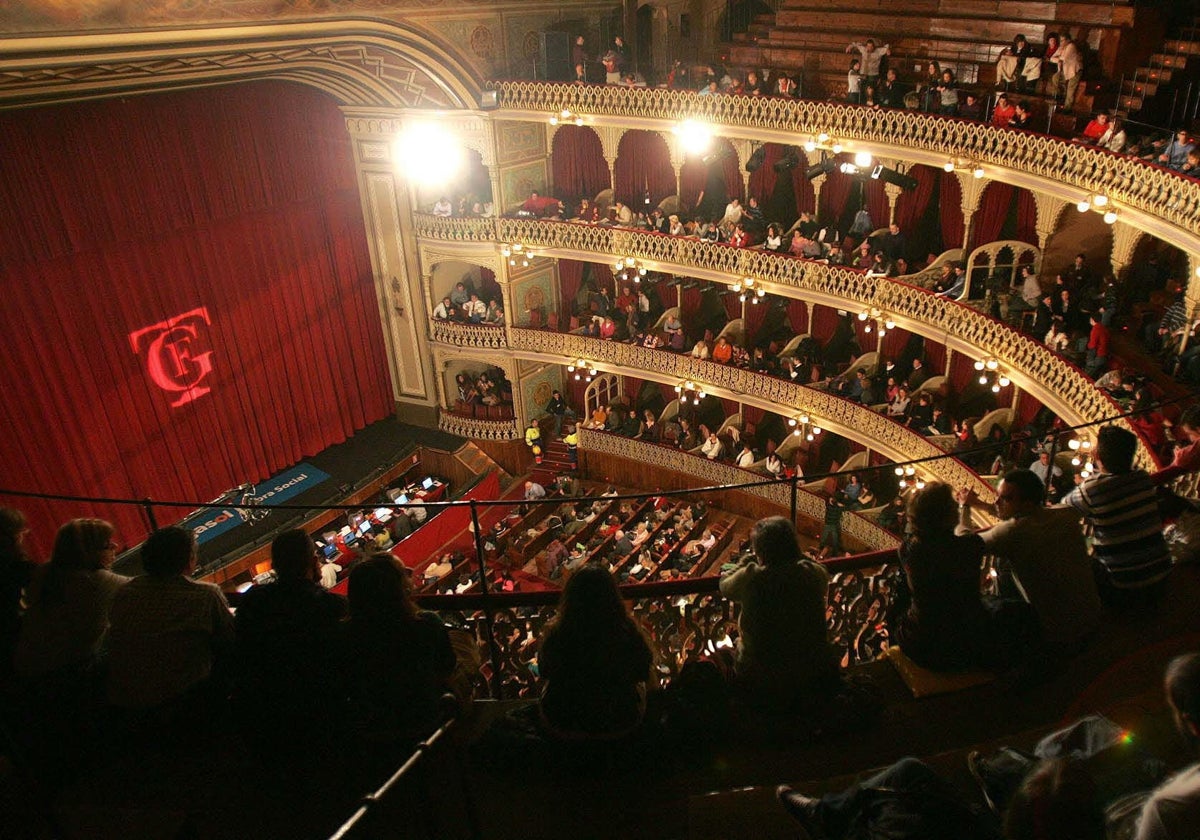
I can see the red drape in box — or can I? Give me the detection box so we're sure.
[680,138,744,211]
[787,299,810,334]
[0,82,392,555]
[972,181,1014,250]
[939,170,965,249]
[818,158,855,222]
[558,259,585,323]
[893,165,938,236]
[744,298,770,345]
[1015,187,1038,246]
[551,126,611,202]
[614,130,676,208]
[865,178,890,230]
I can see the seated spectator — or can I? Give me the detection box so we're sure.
[958,470,1100,657]
[233,529,347,755]
[719,516,838,711]
[538,566,653,738]
[762,223,784,251]
[893,483,1026,671]
[1152,406,1200,486]
[524,480,547,501]
[1010,100,1032,130]
[15,518,129,682]
[1061,426,1173,607]
[340,553,455,744]
[1075,112,1110,144]
[432,296,452,320]
[1151,129,1195,171]
[1131,652,1200,839]
[735,441,756,468]
[431,196,453,217]
[764,451,785,478]
[992,93,1016,128]
[958,91,985,121]
[712,335,733,364]
[701,433,724,460]
[936,69,959,115]
[0,508,34,680]
[691,339,710,360]
[105,526,234,714]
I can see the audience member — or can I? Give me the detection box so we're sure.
[719,516,838,711]
[538,565,653,738]
[1133,652,1200,839]
[341,552,455,744]
[14,518,128,682]
[1061,426,1173,607]
[105,526,234,715]
[0,507,34,679]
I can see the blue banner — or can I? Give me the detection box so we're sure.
[187,463,332,544]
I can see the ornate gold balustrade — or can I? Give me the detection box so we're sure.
[578,427,902,552]
[413,213,1147,468]
[437,410,520,440]
[430,319,507,348]
[518,330,996,503]
[490,82,1200,254]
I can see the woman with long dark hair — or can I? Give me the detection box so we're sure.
[538,565,652,738]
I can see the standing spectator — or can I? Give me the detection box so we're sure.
[997,34,1036,93]
[105,526,234,716]
[14,518,128,682]
[1154,130,1195,171]
[719,516,838,711]
[845,38,890,88]
[1061,426,1173,607]
[571,34,587,71]
[1054,33,1082,110]
[1085,313,1110,377]
[937,69,960,115]
[545,388,569,438]
[876,68,905,108]
[846,59,862,104]
[539,565,653,738]
[819,492,846,556]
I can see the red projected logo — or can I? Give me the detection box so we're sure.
[129,308,214,408]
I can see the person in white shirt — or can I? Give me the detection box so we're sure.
[432,296,452,320]
[405,503,428,524]
[736,442,756,469]
[466,294,487,322]
[845,38,890,86]
[1134,653,1200,839]
[431,196,453,217]
[319,559,342,589]
[701,433,724,460]
[719,198,743,231]
[765,452,785,478]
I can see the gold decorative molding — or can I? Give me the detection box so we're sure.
[514,328,998,503]
[1032,193,1070,252]
[437,410,521,440]
[578,427,902,552]
[0,21,480,110]
[490,83,1200,257]
[431,319,508,348]
[412,213,1150,469]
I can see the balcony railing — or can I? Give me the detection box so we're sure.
[437,410,521,440]
[578,427,901,550]
[488,82,1200,250]
[417,550,898,699]
[511,329,996,503]
[414,213,1145,468]
[430,319,507,348]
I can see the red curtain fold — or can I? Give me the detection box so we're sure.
[1015,187,1038,246]
[0,81,391,555]
[743,298,770,344]
[787,299,810,334]
[818,159,854,223]
[557,259,585,323]
[613,130,676,208]
[972,181,1015,251]
[747,143,815,217]
[865,178,890,230]
[551,126,611,202]
[938,170,965,250]
[680,139,744,213]
[478,267,501,304]
[924,341,947,375]
[893,165,937,235]
[680,285,704,322]
[679,154,708,211]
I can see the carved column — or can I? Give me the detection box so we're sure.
[806,150,825,217]
[1109,221,1145,280]
[596,125,625,192]
[956,171,990,252]
[666,127,686,199]
[1032,193,1069,254]
[731,138,756,201]
[495,255,516,350]
[343,110,433,407]
[884,183,903,225]
[431,351,450,410]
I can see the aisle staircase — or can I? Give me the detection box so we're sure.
[531,437,576,487]
[1117,18,1200,126]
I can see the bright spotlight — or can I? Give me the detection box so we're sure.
[675,119,713,155]
[394,123,463,186]
[854,151,873,168]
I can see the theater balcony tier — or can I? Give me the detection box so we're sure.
[413,215,1147,470]
[488,82,1200,262]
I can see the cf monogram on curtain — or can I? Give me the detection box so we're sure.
[128,308,215,408]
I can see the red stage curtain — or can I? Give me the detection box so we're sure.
[722,293,742,322]
[0,82,392,554]
[681,285,704,322]
[558,259,585,323]
[680,154,708,211]
[747,143,815,217]
[551,126,611,202]
[680,138,744,212]
[879,327,911,361]
[718,140,744,203]
[938,170,964,249]
[818,159,854,222]
[865,178,890,230]
[744,298,770,344]
[893,165,937,235]
[972,181,1015,250]
[613,130,676,208]
[924,341,947,375]
[1015,187,1038,246]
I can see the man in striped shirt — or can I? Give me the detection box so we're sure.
[1061,426,1173,607]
